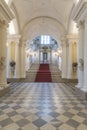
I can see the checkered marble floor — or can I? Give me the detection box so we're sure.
[0,83,87,130]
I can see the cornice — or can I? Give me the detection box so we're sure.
[66,34,78,39]
[0,0,14,23]
[7,34,21,42]
[66,34,78,43]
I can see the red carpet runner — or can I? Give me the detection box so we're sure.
[35,64,52,82]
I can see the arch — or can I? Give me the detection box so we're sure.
[22,17,66,46]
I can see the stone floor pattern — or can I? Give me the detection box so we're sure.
[0,83,87,130]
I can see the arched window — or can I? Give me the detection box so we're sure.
[41,35,50,44]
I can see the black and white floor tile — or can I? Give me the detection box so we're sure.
[0,83,87,130]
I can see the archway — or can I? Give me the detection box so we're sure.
[21,17,64,75]
[22,17,65,46]
[25,35,61,69]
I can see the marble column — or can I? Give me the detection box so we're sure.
[6,42,11,78]
[83,19,87,91]
[15,42,21,78]
[76,22,84,89]
[0,20,8,89]
[67,42,73,79]
[61,40,67,78]
[50,50,52,64]
[20,43,26,78]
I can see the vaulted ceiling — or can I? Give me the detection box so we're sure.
[12,0,73,31]
[6,0,77,43]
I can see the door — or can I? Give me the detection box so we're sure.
[43,52,48,63]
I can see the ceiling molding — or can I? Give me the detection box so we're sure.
[22,16,66,37]
[0,0,14,23]
[20,16,65,46]
[22,16,66,33]
[72,0,87,22]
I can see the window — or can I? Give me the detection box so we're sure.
[41,35,50,44]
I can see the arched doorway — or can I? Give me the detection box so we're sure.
[25,35,61,68]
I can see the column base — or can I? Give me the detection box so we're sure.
[75,87,87,100]
[0,85,10,97]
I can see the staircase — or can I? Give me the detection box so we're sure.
[35,64,52,82]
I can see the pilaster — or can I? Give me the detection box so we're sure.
[15,42,20,78]
[67,41,73,79]
[61,36,67,78]
[66,35,78,79]
[82,18,87,91]
[20,41,26,78]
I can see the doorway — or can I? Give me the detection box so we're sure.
[43,52,48,63]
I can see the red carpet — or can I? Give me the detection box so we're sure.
[35,64,52,82]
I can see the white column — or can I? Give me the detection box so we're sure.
[6,42,11,78]
[76,22,84,88]
[61,40,67,78]
[20,43,26,78]
[0,21,8,88]
[67,42,73,79]
[50,50,52,64]
[15,42,21,78]
[82,19,87,91]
